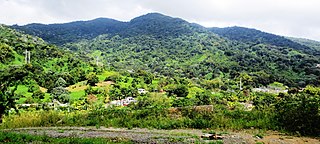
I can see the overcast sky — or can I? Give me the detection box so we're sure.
[1,0,319,41]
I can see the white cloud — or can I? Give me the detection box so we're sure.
[0,0,319,41]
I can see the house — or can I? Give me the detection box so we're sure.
[109,97,137,106]
[138,88,148,94]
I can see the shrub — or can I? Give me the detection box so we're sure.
[276,92,320,136]
[50,87,70,103]
[86,72,99,86]
[165,84,189,97]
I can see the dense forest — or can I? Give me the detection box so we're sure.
[13,13,320,87]
[1,13,320,137]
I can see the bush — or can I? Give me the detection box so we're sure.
[86,72,99,86]
[172,98,195,107]
[105,74,121,82]
[276,92,320,136]
[32,90,45,101]
[50,87,70,103]
[165,84,189,97]
[195,91,212,105]
[0,43,14,63]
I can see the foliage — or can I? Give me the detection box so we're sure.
[276,88,320,136]
[55,77,67,87]
[165,84,189,97]
[0,131,133,144]
[209,26,318,55]
[1,105,277,131]
[0,66,29,121]
[11,14,320,87]
[194,91,212,105]
[32,90,45,102]
[0,43,14,63]
[1,13,320,137]
[86,72,99,86]
[0,25,95,93]
[50,87,70,103]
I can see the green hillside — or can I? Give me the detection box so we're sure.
[287,37,320,51]
[0,25,97,95]
[11,14,320,87]
[1,13,320,137]
[209,26,320,56]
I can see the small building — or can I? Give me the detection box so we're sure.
[138,88,148,94]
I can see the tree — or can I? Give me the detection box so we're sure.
[32,90,45,102]
[50,77,70,103]
[50,87,70,103]
[195,91,212,105]
[86,72,99,86]
[276,89,320,136]
[175,85,189,97]
[55,77,67,87]
[0,66,28,122]
[165,84,189,97]
[0,43,14,63]
[109,84,123,100]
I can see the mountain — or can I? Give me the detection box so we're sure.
[10,13,320,87]
[122,13,206,37]
[209,26,319,56]
[12,13,205,45]
[12,18,125,45]
[287,37,320,51]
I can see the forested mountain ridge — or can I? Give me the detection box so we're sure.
[287,37,320,52]
[10,13,320,87]
[209,26,320,56]
[13,13,319,56]
[12,18,126,45]
[12,13,205,45]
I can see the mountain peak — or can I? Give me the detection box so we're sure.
[130,12,180,23]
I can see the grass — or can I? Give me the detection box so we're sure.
[43,93,51,102]
[16,98,27,104]
[1,106,277,131]
[12,52,24,65]
[0,131,133,144]
[66,81,88,92]
[15,85,33,104]
[70,90,86,101]
[97,71,119,82]
[15,85,52,104]
[15,85,29,94]
[0,51,24,69]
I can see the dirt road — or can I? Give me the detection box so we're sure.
[3,127,319,144]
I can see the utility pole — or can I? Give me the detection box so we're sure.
[25,49,28,64]
[28,51,30,64]
[24,49,31,64]
[96,56,99,66]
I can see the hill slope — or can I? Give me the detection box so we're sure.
[0,25,94,91]
[12,13,205,45]
[10,13,320,87]
[287,37,320,51]
[209,26,320,56]
[64,32,320,87]
[12,18,125,45]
